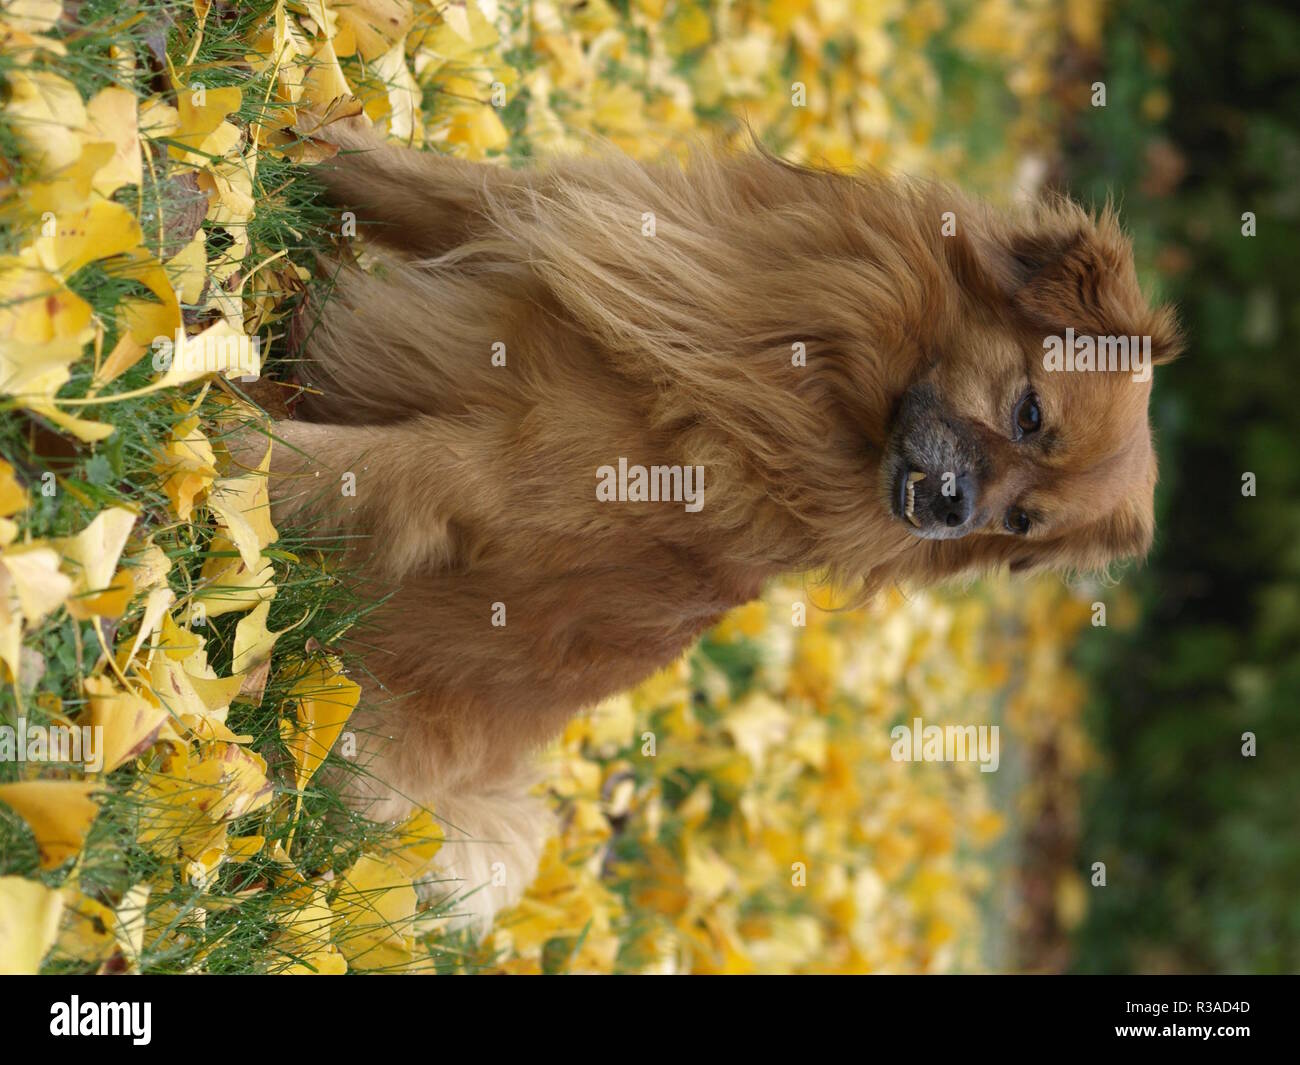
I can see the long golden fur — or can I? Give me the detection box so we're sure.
[254,121,1180,928]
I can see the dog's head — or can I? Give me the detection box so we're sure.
[879,197,1181,577]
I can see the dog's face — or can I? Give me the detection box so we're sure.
[879,201,1181,575]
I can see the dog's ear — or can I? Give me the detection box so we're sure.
[948,202,1183,367]
[1008,210,1184,366]
[938,194,1082,307]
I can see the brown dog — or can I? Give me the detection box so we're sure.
[257,122,1180,929]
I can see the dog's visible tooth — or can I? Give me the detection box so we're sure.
[903,470,924,527]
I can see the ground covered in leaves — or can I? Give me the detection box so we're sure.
[2,0,1115,973]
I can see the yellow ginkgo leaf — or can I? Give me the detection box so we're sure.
[0,463,25,547]
[71,565,134,620]
[158,611,203,661]
[0,876,64,974]
[93,332,148,387]
[152,319,260,390]
[0,780,101,870]
[301,38,353,111]
[83,675,170,773]
[421,0,500,59]
[444,99,509,156]
[3,69,86,172]
[12,140,114,218]
[201,136,257,227]
[132,750,226,858]
[196,532,276,617]
[112,245,183,351]
[269,884,343,972]
[125,540,173,593]
[133,743,270,862]
[2,0,64,36]
[158,412,217,520]
[227,834,265,861]
[360,39,422,143]
[231,595,284,712]
[55,889,118,966]
[683,839,736,908]
[165,227,207,306]
[284,941,349,975]
[119,299,180,353]
[0,545,72,678]
[442,1,473,41]
[0,248,95,398]
[118,584,175,671]
[193,743,273,821]
[498,836,620,960]
[332,853,417,971]
[58,507,136,618]
[274,886,346,974]
[83,84,142,196]
[207,441,276,570]
[722,691,790,772]
[26,399,117,443]
[138,95,179,141]
[245,2,308,113]
[232,598,280,674]
[281,657,360,792]
[0,461,29,518]
[186,671,247,722]
[169,83,243,164]
[147,646,245,742]
[262,128,340,164]
[1,545,72,621]
[387,806,443,875]
[185,837,228,889]
[334,0,417,61]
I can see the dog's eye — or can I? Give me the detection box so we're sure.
[1014,393,1041,437]
[1005,507,1031,535]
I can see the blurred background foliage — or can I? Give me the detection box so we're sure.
[1066,0,1300,974]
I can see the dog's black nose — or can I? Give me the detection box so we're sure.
[936,473,976,528]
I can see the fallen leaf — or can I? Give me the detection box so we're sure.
[332,853,417,970]
[83,675,170,772]
[83,84,142,196]
[280,657,360,792]
[0,876,64,974]
[58,507,136,619]
[0,780,101,869]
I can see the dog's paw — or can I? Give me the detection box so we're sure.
[417,787,554,938]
